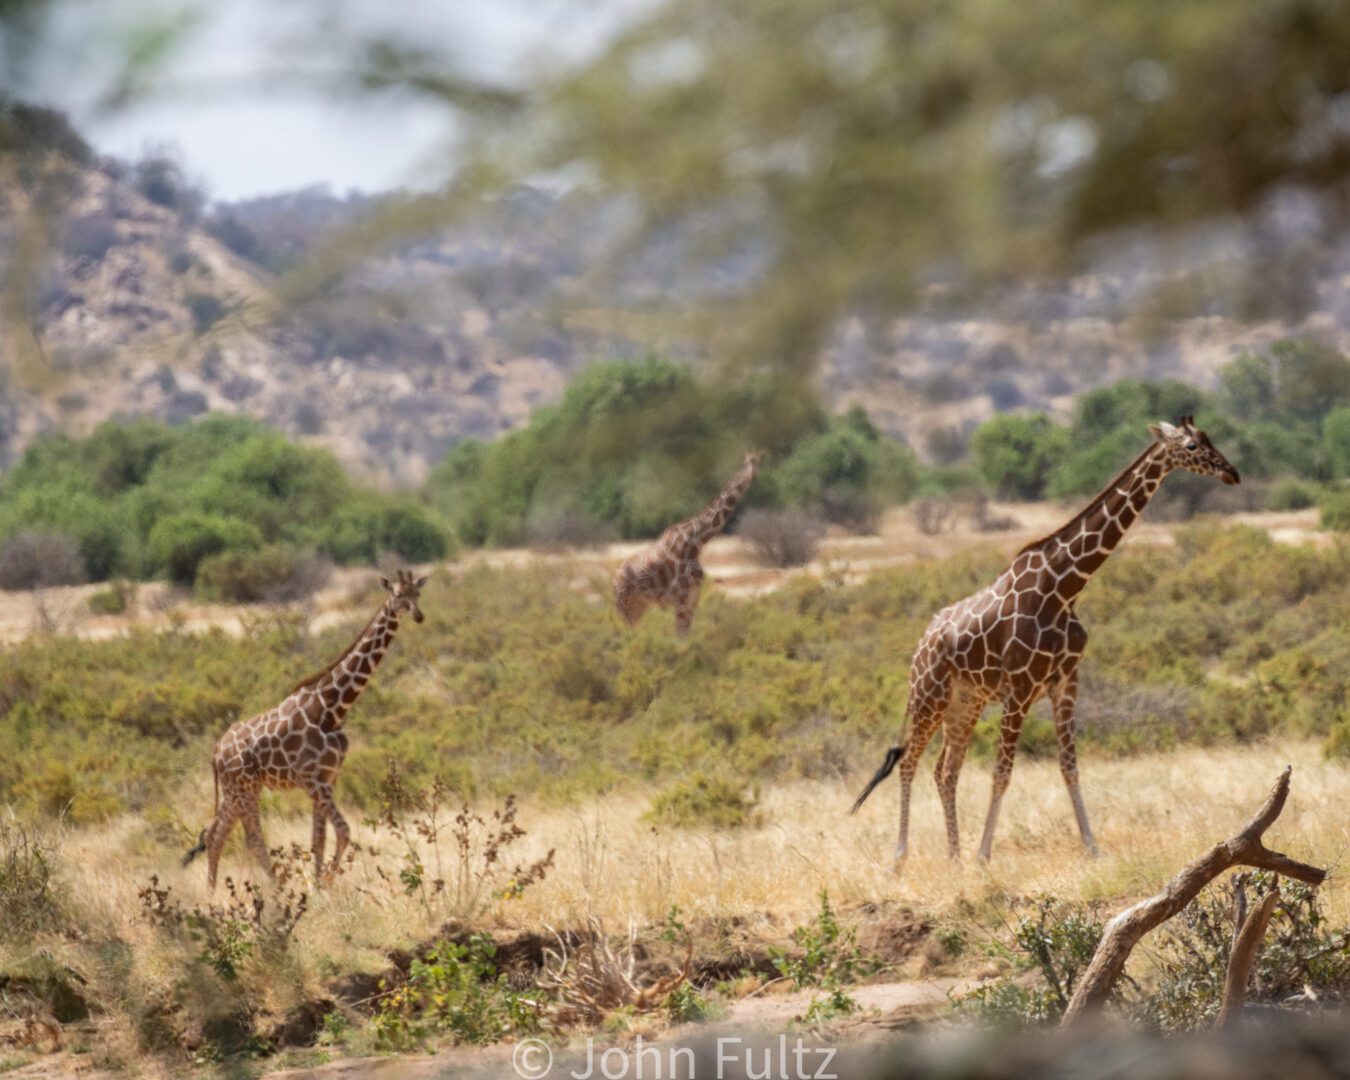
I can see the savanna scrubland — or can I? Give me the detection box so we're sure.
[2,517,1349,1075]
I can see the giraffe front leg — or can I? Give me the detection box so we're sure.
[1051,671,1098,857]
[308,784,350,885]
[976,693,1031,862]
[311,798,327,875]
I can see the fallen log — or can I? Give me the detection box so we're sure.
[1061,767,1325,1026]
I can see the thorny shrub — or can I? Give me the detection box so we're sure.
[0,819,61,940]
[366,762,555,922]
[957,896,1105,1027]
[961,881,1350,1031]
[1142,872,1350,1033]
[138,875,308,980]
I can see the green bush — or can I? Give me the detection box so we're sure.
[1320,491,1350,531]
[148,513,262,586]
[971,413,1068,499]
[646,774,761,829]
[1266,479,1319,511]
[195,546,330,603]
[0,415,448,585]
[427,358,913,545]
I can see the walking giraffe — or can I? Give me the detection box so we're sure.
[184,570,428,887]
[851,418,1240,861]
[615,451,762,637]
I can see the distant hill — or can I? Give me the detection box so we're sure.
[3,107,1346,484]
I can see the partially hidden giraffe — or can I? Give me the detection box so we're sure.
[851,418,1240,862]
[183,570,428,887]
[614,451,763,638]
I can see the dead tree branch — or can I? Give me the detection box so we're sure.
[1062,767,1325,1025]
[1218,877,1281,1027]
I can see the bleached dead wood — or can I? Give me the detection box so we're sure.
[1062,767,1325,1026]
[1217,877,1281,1027]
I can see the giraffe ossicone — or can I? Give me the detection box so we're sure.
[614,450,762,638]
[183,568,429,887]
[851,417,1239,863]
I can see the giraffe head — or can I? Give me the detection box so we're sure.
[378,569,428,623]
[1148,416,1240,485]
[743,449,764,473]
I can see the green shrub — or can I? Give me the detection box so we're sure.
[1267,478,1319,511]
[372,934,539,1049]
[88,580,134,615]
[148,513,262,585]
[956,897,1103,1028]
[185,292,226,334]
[646,774,761,829]
[195,546,330,603]
[1320,491,1350,531]
[971,413,1069,499]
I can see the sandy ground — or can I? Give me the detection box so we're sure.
[0,505,1324,644]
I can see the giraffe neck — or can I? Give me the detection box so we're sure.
[295,599,402,726]
[1034,442,1172,599]
[691,461,758,546]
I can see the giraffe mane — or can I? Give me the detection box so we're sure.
[1014,440,1160,558]
[284,602,387,697]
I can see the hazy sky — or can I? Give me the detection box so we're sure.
[19,0,642,202]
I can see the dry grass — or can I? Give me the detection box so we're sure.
[4,740,1346,1073]
[42,740,1350,954]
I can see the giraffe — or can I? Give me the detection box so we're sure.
[851,417,1240,862]
[614,451,763,638]
[183,570,428,887]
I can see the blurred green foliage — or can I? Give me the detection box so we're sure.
[0,414,449,586]
[969,338,1350,513]
[426,357,921,544]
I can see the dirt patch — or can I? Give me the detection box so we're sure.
[849,902,934,968]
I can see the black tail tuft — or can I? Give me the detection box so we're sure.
[850,743,904,815]
[182,830,206,868]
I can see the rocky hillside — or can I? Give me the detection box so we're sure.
[5,115,1347,485]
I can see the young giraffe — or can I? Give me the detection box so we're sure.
[614,451,762,638]
[184,570,428,887]
[852,418,1240,862]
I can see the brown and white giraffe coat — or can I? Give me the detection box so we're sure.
[184,570,427,887]
[614,452,762,637]
[851,418,1240,862]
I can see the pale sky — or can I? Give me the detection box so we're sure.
[17,0,645,201]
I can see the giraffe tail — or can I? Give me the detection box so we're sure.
[181,830,207,867]
[182,759,219,867]
[849,743,905,815]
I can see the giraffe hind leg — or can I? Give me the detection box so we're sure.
[673,581,701,638]
[240,801,276,883]
[894,669,953,866]
[933,692,983,861]
[204,805,241,890]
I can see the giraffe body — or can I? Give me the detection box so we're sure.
[185,570,427,887]
[615,452,761,637]
[852,418,1239,862]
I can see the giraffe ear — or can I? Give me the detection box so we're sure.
[1153,421,1181,441]
[415,576,429,589]
[378,576,393,592]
